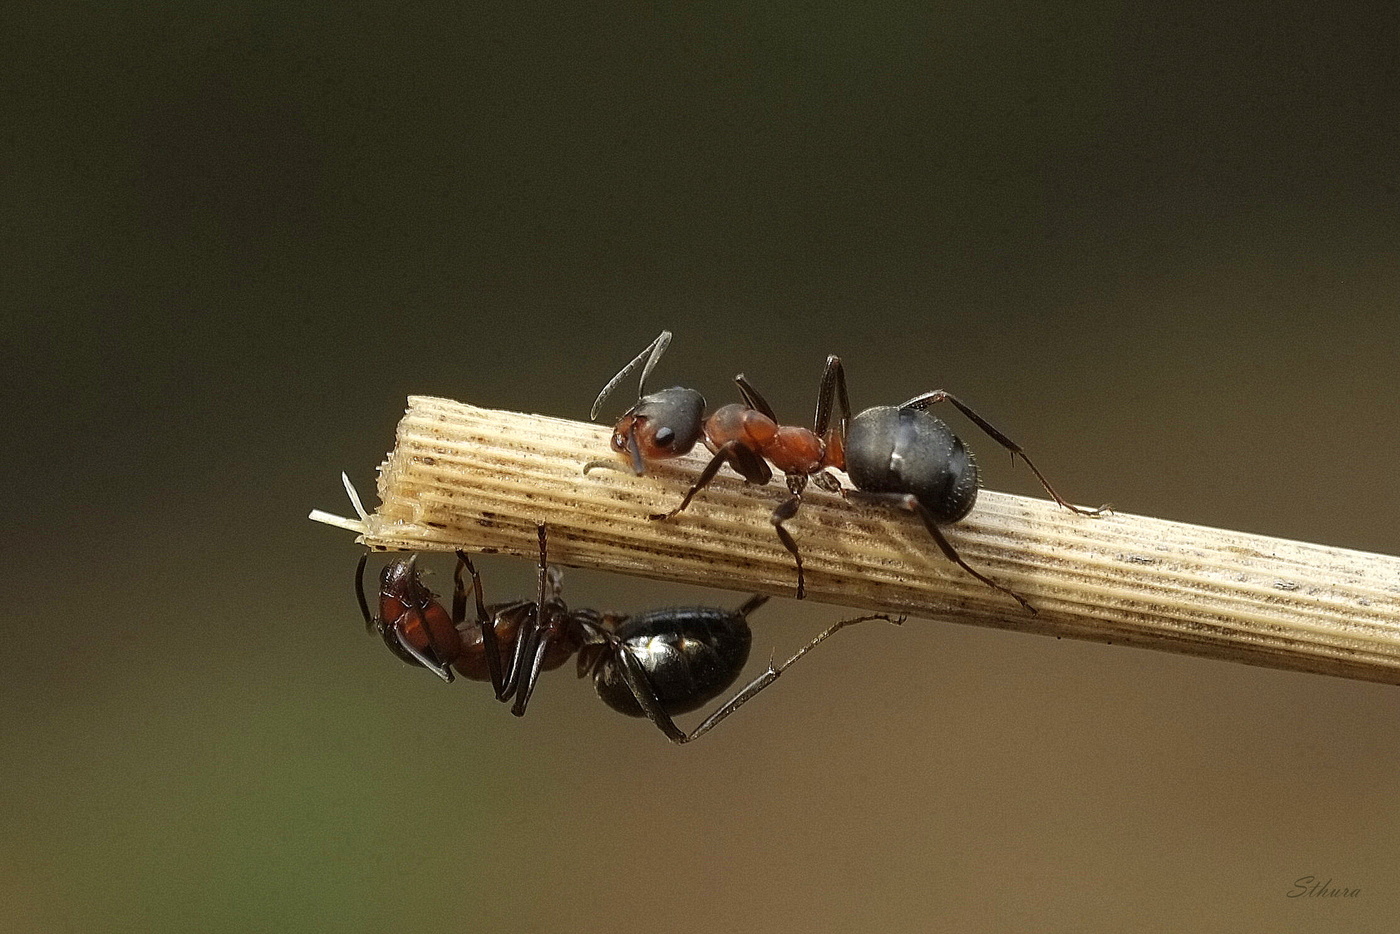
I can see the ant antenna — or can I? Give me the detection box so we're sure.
[589,330,672,420]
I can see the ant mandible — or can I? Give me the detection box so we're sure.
[356,525,900,744]
[590,331,1107,611]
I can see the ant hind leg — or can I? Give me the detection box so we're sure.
[898,390,1109,516]
[847,490,1038,614]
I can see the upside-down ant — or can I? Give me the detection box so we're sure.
[356,525,900,744]
[590,332,1107,611]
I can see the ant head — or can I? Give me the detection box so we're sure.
[369,554,460,682]
[610,387,706,473]
[591,331,708,474]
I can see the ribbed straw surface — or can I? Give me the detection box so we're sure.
[352,396,1400,685]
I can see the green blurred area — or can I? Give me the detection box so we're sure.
[5,2,1399,931]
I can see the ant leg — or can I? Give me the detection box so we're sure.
[605,635,688,744]
[771,494,807,600]
[733,374,778,421]
[456,550,506,699]
[734,594,770,618]
[355,554,374,632]
[812,356,853,437]
[651,448,734,519]
[510,604,563,717]
[617,612,904,744]
[847,490,1038,614]
[500,608,534,703]
[500,525,550,702]
[388,622,456,683]
[372,611,431,670]
[649,441,772,520]
[481,602,535,703]
[402,555,456,682]
[898,390,1110,516]
[507,524,560,716]
[727,443,772,484]
[624,422,646,476]
[590,330,673,420]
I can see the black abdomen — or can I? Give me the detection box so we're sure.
[845,406,979,523]
[594,607,752,717]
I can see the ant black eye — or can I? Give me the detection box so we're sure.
[654,426,675,446]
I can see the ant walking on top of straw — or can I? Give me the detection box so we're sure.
[590,331,1107,611]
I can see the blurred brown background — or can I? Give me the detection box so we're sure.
[6,3,1399,932]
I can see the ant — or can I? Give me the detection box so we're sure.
[355,524,901,744]
[590,331,1107,611]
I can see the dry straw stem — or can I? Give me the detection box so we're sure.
[325,395,1400,687]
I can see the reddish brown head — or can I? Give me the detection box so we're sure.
[377,557,463,673]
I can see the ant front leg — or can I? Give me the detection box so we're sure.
[403,556,457,683]
[846,490,1038,615]
[614,611,904,745]
[649,441,772,520]
[899,390,1110,516]
[394,620,457,683]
